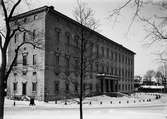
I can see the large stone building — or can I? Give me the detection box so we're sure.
[7,6,135,101]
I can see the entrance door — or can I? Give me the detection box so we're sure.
[22,83,27,95]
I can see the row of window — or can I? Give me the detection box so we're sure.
[55,28,133,65]
[55,28,80,48]
[14,29,38,45]
[13,82,37,92]
[95,45,133,65]
[54,28,133,66]
[54,81,93,94]
[14,53,132,78]
[54,53,133,77]
[14,53,37,66]
[13,13,40,26]
[94,63,133,77]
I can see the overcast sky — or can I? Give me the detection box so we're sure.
[1,0,165,76]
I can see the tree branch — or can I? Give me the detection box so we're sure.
[0,31,6,39]
[110,0,132,17]
[8,0,22,19]
[1,0,8,22]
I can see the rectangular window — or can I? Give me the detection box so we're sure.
[111,50,113,60]
[23,55,27,66]
[119,54,121,62]
[90,42,93,56]
[115,53,117,61]
[55,81,59,93]
[66,57,70,69]
[74,58,79,70]
[23,32,29,42]
[96,45,99,57]
[32,82,37,92]
[55,28,61,43]
[102,64,104,73]
[13,82,17,91]
[96,63,99,72]
[33,30,36,40]
[65,56,70,75]
[89,83,92,91]
[111,66,113,74]
[122,84,124,90]
[101,47,104,57]
[33,54,37,65]
[122,55,124,63]
[74,83,78,92]
[23,32,26,42]
[66,34,70,46]
[107,48,109,58]
[122,69,124,77]
[65,83,69,91]
[74,35,79,48]
[106,65,109,73]
[55,55,59,65]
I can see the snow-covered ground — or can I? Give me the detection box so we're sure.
[4,93,167,119]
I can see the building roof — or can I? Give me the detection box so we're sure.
[10,6,135,55]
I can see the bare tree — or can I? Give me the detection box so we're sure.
[155,71,164,84]
[110,0,167,44]
[0,1,44,119]
[73,0,99,31]
[143,70,156,83]
[73,1,100,119]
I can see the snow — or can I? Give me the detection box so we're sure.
[141,85,164,89]
[4,93,167,119]
[5,109,165,119]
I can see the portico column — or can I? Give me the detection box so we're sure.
[103,79,106,93]
[108,80,111,92]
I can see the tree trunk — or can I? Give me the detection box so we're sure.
[79,24,84,119]
[0,50,7,119]
[79,94,83,119]
[0,71,5,119]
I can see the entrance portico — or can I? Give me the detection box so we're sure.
[97,74,119,93]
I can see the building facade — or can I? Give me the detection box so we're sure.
[7,6,135,101]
